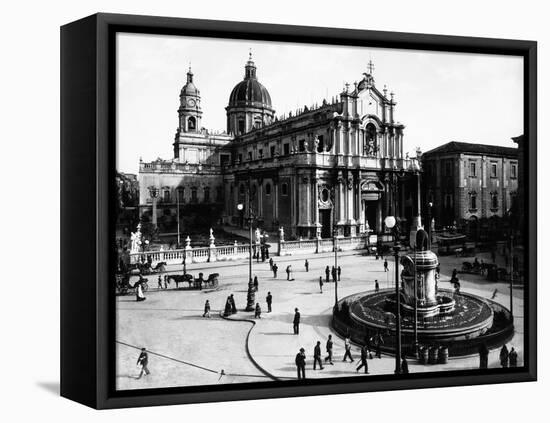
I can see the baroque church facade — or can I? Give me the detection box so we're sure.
[138,54,421,239]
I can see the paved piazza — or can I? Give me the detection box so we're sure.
[116,249,524,390]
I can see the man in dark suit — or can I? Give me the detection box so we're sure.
[324,334,334,365]
[295,348,306,379]
[356,345,370,374]
[266,292,273,313]
[293,308,301,334]
[136,347,150,379]
[325,266,330,283]
[313,341,324,370]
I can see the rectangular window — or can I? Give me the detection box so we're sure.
[283,143,290,155]
[163,190,170,202]
[317,135,324,152]
[470,194,477,210]
[238,120,245,134]
[258,149,263,159]
[491,162,497,178]
[511,163,517,179]
[445,162,452,177]
[238,153,243,164]
[298,139,305,152]
[470,162,476,177]
[220,154,230,167]
[270,146,276,157]
[177,189,184,202]
[247,151,252,161]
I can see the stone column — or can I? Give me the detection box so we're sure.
[273,179,279,221]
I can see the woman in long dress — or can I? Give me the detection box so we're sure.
[136,281,146,302]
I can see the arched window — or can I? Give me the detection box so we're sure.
[204,187,210,202]
[191,187,198,203]
[281,183,288,196]
[265,183,271,196]
[364,123,377,156]
[177,188,184,203]
[188,116,196,130]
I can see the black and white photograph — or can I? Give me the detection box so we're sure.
[114,32,527,391]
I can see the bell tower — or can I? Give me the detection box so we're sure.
[177,66,202,133]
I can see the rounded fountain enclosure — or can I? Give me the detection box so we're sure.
[332,229,514,356]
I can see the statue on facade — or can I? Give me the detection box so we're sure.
[313,136,320,152]
[255,228,261,244]
[279,226,285,242]
[130,223,142,253]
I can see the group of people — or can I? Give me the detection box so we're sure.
[478,343,519,369]
[296,334,392,379]
[324,265,342,283]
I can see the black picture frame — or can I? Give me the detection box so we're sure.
[60,12,537,409]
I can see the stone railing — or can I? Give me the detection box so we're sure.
[279,235,369,256]
[129,243,252,265]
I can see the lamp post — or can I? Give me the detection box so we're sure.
[385,215,401,374]
[509,234,514,319]
[427,202,433,249]
[238,174,256,312]
[176,189,181,247]
[148,186,160,231]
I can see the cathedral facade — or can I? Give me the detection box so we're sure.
[138,55,421,239]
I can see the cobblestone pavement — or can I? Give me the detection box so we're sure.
[116,249,524,389]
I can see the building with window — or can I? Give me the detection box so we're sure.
[421,141,519,236]
[138,55,421,239]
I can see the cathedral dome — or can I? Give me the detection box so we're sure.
[228,53,272,108]
[229,78,272,106]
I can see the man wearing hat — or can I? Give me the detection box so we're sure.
[295,347,306,379]
[136,347,150,379]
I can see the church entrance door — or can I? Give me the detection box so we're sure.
[319,209,332,238]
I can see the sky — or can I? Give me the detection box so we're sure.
[117,32,523,174]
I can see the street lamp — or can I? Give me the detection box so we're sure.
[238,194,255,311]
[385,215,401,375]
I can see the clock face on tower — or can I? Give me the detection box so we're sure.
[187,99,196,107]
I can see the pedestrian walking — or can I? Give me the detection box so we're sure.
[342,336,354,362]
[331,266,337,283]
[324,334,334,365]
[136,347,150,379]
[491,288,498,299]
[164,274,169,289]
[305,259,309,272]
[500,344,509,368]
[158,275,163,289]
[491,249,496,263]
[401,355,409,374]
[373,331,383,358]
[325,266,330,283]
[356,345,370,374]
[293,308,301,334]
[269,257,274,270]
[272,263,278,278]
[313,341,324,370]
[383,259,389,272]
[337,266,341,281]
[253,275,259,292]
[230,294,237,314]
[478,343,489,369]
[295,348,306,379]
[509,347,518,367]
[375,279,379,293]
[319,276,324,293]
[266,292,273,313]
[254,303,262,319]
[202,299,211,318]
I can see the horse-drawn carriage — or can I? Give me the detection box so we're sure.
[166,272,219,290]
[115,273,149,296]
[129,261,166,276]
